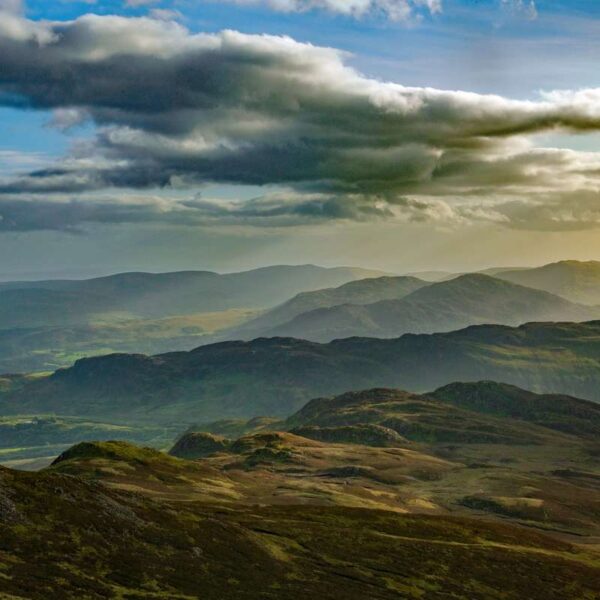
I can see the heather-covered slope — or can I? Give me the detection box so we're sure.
[264,274,598,341]
[285,386,600,444]
[164,384,600,538]
[2,461,598,599]
[4,321,600,424]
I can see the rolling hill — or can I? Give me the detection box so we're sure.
[2,376,600,598]
[162,382,600,538]
[257,274,599,341]
[285,385,600,444]
[3,457,598,599]
[4,320,600,425]
[0,264,385,328]
[227,275,429,339]
[496,260,600,305]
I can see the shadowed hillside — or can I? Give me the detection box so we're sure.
[4,321,600,425]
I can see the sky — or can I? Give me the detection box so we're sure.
[1,0,600,278]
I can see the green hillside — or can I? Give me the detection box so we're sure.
[3,320,600,425]
[286,386,600,444]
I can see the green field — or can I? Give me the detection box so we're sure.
[0,309,257,373]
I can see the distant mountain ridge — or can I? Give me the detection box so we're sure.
[253,274,598,342]
[4,320,600,425]
[0,264,386,328]
[228,275,429,339]
[495,260,600,305]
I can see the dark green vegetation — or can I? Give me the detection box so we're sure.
[431,381,600,439]
[2,462,598,599]
[5,320,600,426]
[259,274,598,341]
[170,432,232,458]
[497,260,600,305]
[0,265,382,372]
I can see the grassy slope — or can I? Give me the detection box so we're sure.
[285,387,600,444]
[2,459,599,599]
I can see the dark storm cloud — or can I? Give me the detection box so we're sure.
[0,191,417,232]
[1,9,600,230]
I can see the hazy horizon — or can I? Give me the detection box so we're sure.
[1,1,600,278]
[0,257,592,283]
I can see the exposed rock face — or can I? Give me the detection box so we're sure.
[169,432,231,459]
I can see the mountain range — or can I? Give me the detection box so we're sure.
[237,273,598,342]
[0,264,384,329]
[3,320,600,427]
[495,260,600,305]
[3,260,600,374]
[229,275,429,338]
